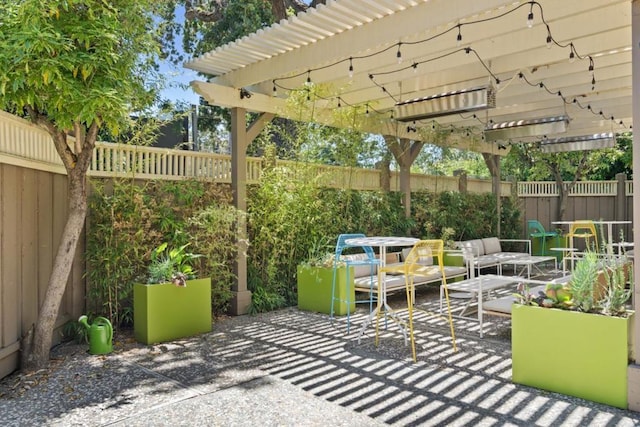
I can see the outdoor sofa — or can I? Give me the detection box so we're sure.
[455,237,532,277]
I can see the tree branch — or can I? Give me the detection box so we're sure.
[184,0,225,22]
[25,106,77,171]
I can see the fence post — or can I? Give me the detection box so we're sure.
[616,173,627,224]
[454,169,467,193]
[376,158,391,192]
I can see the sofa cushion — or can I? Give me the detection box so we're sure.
[342,253,377,277]
[457,239,485,257]
[401,247,434,266]
[482,237,502,255]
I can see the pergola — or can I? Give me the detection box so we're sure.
[185,0,640,408]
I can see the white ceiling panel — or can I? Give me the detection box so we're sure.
[187,0,632,154]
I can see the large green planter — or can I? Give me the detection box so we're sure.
[134,278,212,344]
[443,251,464,283]
[512,304,634,409]
[297,265,355,316]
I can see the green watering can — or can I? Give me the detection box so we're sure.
[78,315,113,355]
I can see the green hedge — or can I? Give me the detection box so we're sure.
[86,173,522,319]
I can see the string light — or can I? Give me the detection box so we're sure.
[569,44,575,63]
[269,1,615,128]
[272,81,277,96]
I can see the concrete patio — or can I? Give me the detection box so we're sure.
[2,283,639,426]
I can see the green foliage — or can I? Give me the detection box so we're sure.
[412,191,522,241]
[61,320,88,344]
[187,205,240,314]
[160,0,274,63]
[414,146,489,178]
[246,163,412,311]
[147,243,201,285]
[502,133,632,183]
[570,251,599,312]
[248,285,286,315]
[0,0,160,132]
[86,179,236,326]
[516,248,632,317]
[86,180,155,328]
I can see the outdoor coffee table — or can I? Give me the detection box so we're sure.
[440,274,521,337]
[503,255,557,279]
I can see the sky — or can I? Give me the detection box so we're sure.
[156,5,201,106]
[158,59,201,106]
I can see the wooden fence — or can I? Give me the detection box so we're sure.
[0,110,634,380]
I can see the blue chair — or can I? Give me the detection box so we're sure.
[527,220,559,256]
[330,234,380,333]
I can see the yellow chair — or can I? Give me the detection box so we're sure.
[568,220,598,252]
[377,239,457,362]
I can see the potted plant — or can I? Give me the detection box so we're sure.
[134,243,212,344]
[511,249,634,409]
[296,248,358,316]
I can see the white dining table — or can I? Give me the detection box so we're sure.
[344,236,418,343]
[553,220,631,253]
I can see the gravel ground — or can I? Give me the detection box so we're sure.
[1,284,640,426]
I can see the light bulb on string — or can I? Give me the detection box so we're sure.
[569,44,575,63]
[546,34,552,49]
[396,44,402,64]
[456,25,462,47]
[412,63,418,74]
[527,6,534,28]
[272,82,277,96]
[348,57,354,79]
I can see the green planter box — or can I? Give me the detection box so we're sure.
[443,251,464,283]
[297,265,355,316]
[512,304,634,409]
[134,278,212,345]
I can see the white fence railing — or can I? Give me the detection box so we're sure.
[517,181,633,197]
[0,110,632,197]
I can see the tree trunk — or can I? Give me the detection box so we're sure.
[482,153,502,236]
[21,167,88,371]
[384,135,424,222]
[19,117,96,371]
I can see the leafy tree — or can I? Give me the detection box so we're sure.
[584,133,632,180]
[501,137,634,220]
[159,0,324,64]
[0,0,161,370]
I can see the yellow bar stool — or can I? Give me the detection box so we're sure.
[377,239,457,362]
[568,220,598,253]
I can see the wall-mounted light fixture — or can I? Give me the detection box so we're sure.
[239,88,252,99]
[394,85,496,122]
[539,132,615,153]
[484,115,569,142]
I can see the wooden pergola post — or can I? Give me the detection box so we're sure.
[229,108,273,315]
[629,0,640,411]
